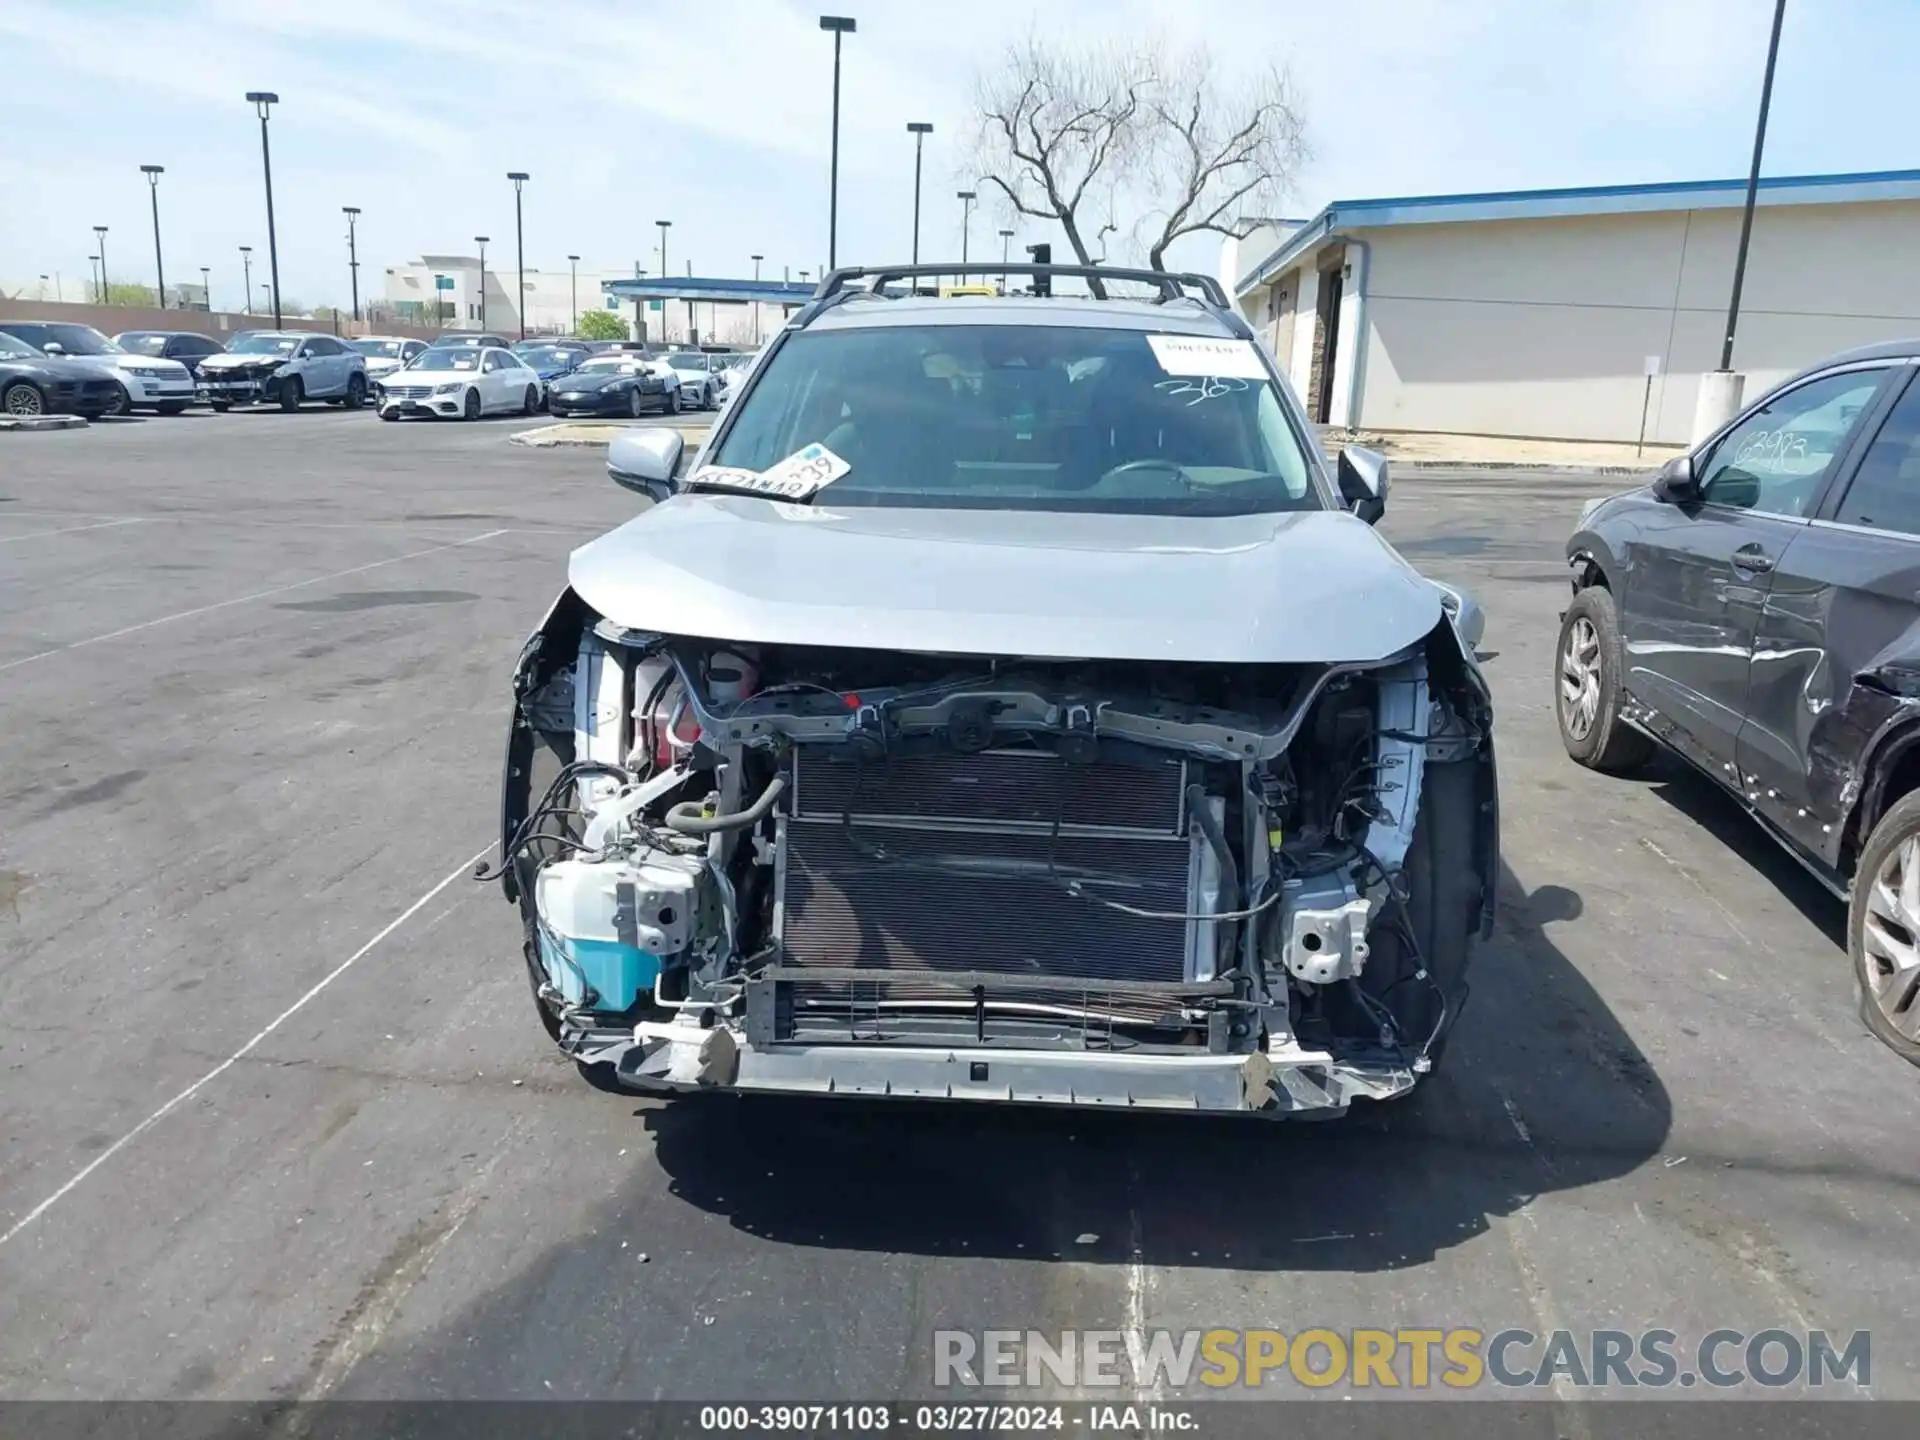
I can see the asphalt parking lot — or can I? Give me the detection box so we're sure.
[2,411,1918,1402]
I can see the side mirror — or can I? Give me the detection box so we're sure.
[1337,446,1390,525]
[1651,452,1700,504]
[41,341,65,356]
[608,428,685,504]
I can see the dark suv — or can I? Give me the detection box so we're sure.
[1560,339,1920,1063]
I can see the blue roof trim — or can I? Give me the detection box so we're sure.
[1235,167,1920,296]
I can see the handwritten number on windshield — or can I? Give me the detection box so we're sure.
[1154,376,1248,406]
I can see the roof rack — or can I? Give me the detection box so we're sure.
[814,263,1234,310]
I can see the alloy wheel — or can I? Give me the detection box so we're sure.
[1559,617,1602,741]
[4,383,44,417]
[1862,836,1920,1041]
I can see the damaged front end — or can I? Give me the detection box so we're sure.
[497,595,1497,1117]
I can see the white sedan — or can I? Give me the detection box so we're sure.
[376,345,544,421]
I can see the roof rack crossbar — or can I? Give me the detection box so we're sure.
[814,263,1234,310]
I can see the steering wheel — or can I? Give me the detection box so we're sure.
[1102,457,1196,492]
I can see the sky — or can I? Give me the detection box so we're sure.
[1,0,1916,311]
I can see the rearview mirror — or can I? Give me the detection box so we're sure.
[607,428,685,504]
[1337,446,1390,525]
[1651,452,1700,504]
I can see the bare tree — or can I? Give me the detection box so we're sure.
[970,36,1309,286]
[969,37,1153,296]
[1138,53,1308,271]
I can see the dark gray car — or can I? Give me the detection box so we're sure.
[494,263,1500,1120]
[1561,338,1920,1063]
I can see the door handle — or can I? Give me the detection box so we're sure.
[1730,546,1775,575]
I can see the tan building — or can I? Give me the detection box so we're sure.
[1223,169,1920,445]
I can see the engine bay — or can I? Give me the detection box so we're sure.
[496,590,1497,1111]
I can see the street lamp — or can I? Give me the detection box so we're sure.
[819,16,856,270]
[956,191,976,266]
[239,245,253,314]
[906,122,933,265]
[88,255,101,305]
[1722,0,1788,373]
[506,172,529,340]
[93,226,109,303]
[199,266,210,311]
[343,206,362,323]
[245,91,282,328]
[140,166,166,308]
[750,253,765,343]
[655,220,671,340]
[567,254,579,334]
[999,227,1015,291]
[474,236,489,331]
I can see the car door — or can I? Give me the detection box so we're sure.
[1740,365,1920,867]
[483,350,512,411]
[1617,366,1896,776]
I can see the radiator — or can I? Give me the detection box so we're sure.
[775,749,1206,985]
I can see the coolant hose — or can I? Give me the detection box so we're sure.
[665,774,787,835]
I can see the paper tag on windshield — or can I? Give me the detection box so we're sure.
[687,443,851,500]
[1146,335,1268,379]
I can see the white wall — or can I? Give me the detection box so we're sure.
[1345,200,1920,442]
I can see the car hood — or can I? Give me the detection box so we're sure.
[199,352,285,371]
[3,355,108,382]
[554,371,631,392]
[568,495,1445,663]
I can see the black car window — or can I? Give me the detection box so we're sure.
[1834,376,1920,537]
[1697,370,1890,518]
[307,337,342,356]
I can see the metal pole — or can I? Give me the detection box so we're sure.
[751,254,763,344]
[907,122,931,265]
[200,266,210,311]
[246,93,282,328]
[94,227,109,303]
[475,236,489,331]
[507,173,529,340]
[820,17,855,270]
[1721,0,1788,372]
[957,192,975,266]
[88,254,101,304]
[240,246,252,313]
[1637,374,1654,458]
[656,220,671,342]
[569,254,579,334]
[345,207,362,322]
[141,166,166,307]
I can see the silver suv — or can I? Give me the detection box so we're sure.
[194,331,368,411]
[493,263,1499,1120]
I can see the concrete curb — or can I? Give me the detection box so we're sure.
[509,419,712,449]
[0,413,89,432]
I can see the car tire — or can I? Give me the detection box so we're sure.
[209,400,231,413]
[2,381,45,417]
[627,388,644,419]
[157,401,189,416]
[1851,789,1920,1067]
[463,387,481,421]
[1555,587,1654,774]
[665,386,680,415]
[109,384,133,417]
[703,384,716,411]
[344,374,366,410]
[278,375,303,412]
[523,385,540,416]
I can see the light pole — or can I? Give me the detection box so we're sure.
[751,253,764,343]
[655,220,671,341]
[199,266,210,311]
[88,255,101,304]
[999,228,1015,291]
[819,16,856,270]
[506,171,530,339]
[474,235,489,331]
[245,92,282,328]
[906,122,933,265]
[957,191,976,266]
[259,282,271,314]
[567,254,579,335]
[1722,0,1789,373]
[344,206,362,323]
[93,226,109,303]
[239,245,253,314]
[140,166,166,307]
[632,263,648,344]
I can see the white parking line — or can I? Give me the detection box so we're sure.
[0,517,144,545]
[0,528,507,673]
[0,841,496,1250]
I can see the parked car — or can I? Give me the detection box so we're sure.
[377,344,542,421]
[194,331,368,411]
[544,352,680,418]
[511,340,593,391]
[493,261,1497,1118]
[113,330,227,381]
[0,330,125,419]
[1559,338,1920,1065]
[0,321,196,415]
[662,350,722,409]
[348,336,429,388]
[427,331,513,352]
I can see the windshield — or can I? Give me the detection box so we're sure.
[115,333,170,356]
[703,324,1319,516]
[514,344,581,366]
[413,349,483,372]
[350,339,408,358]
[666,353,709,372]
[0,333,40,360]
[39,324,121,356]
[576,356,645,374]
[230,334,300,356]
